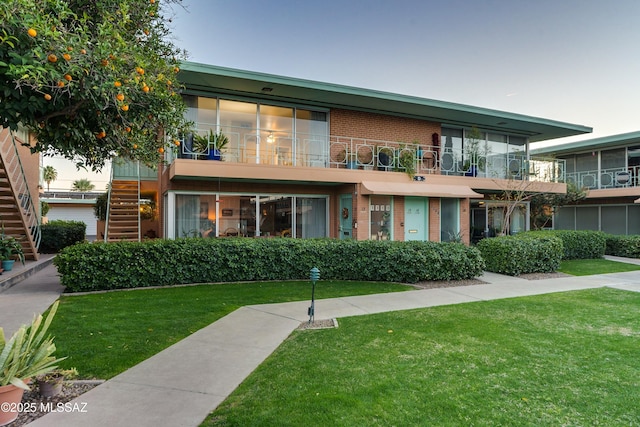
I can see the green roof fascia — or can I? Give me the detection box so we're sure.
[178,61,592,143]
[532,131,640,156]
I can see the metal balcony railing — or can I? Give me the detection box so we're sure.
[166,125,566,183]
[566,165,640,189]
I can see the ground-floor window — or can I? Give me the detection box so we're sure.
[168,192,327,238]
[440,198,460,241]
[555,204,640,235]
[369,195,392,240]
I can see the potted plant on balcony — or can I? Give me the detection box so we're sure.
[397,145,417,179]
[0,301,65,425]
[0,223,25,272]
[192,130,229,161]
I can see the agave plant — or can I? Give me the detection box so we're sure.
[0,301,65,390]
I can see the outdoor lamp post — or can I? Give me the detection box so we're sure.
[308,267,320,324]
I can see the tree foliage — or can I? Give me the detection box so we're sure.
[530,182,588,230]
[71,178,94,191]
[0,0,189,171]
[42,165,57,190]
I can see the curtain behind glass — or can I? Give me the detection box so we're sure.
[297,198,327,238]
[176,195,199,237]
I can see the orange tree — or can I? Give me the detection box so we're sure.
[0,0,189,171]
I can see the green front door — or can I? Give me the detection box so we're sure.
[404,197,428,241]
[339,194,352,239]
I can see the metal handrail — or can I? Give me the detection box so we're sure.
[104,162,114,241]
[0,128,41,250]
[168,124,566,183]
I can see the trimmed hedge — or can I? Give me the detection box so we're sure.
[476,235,563,276]
[605,234,640,258]
[40,220,87,253]
[519,230,606,260]
[53,238,486,292]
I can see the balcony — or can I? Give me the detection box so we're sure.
[566,166,640,190]
[167,126,565,183]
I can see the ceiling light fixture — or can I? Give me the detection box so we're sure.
[267,132,275,143]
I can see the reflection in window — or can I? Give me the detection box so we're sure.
[440,198,459,241]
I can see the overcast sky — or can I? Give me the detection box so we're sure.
[45,0,640,191]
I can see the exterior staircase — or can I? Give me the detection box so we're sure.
[105,180,140,242]
[0,128,40,260]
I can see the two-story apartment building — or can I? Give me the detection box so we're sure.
[532,131,640,235]
[107,62,592,244]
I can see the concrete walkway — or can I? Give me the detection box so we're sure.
[1,258,638,426]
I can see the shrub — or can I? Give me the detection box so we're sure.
[519,230,606,260]
[476,235,563,276]
[40,220,86,253]
[53,238,485,292]
[605,234,640,258]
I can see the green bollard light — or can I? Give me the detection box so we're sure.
[308,267,320,324]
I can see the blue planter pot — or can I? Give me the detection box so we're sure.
[2,259,15,272]
[208,149,222,161]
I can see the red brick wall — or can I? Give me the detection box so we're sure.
[331,109,440,144]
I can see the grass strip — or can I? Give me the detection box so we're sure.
[49,280,410,379]
[206,288,640,426]
[559,258,640,276]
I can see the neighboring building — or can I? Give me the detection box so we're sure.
[41,191,100,238]
[532,131,640,235]
[106,62,592,244]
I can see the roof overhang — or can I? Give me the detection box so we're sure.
[178,62,592,143]
[360,181,483,198]
[532,131,640,156]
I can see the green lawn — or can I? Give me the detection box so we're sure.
[49,280,411,379]
[559,258,640,276]
[205,288,640,426]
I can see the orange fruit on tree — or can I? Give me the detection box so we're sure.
[174,67,180,73]
[43,93,52,101]
[47,54,57,63]
[62,53,71,61]
[64,74,72,81]
[57,80,65,87]
[133,144,138,149]
[114,81,122,87]
[142,85,150,93]
[67,46,73,52]
[136,67,144,75]
[144,29,150,36]
[158,147,164,154]
[174,140,180,146]
[27,28,37,38]
[116,93,125,101]
[96,131,106,139]
[101,59,109,66]
[125,126,132,133]
[121,104,129,111]
[80,49,87,54]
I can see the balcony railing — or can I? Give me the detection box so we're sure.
[566,165,640,189]
[167,125,565,183]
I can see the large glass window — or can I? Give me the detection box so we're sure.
[259,105,293,165]
[629,205,640,234]
[440,128,463,174]
[219,100,257,163]
[172,193,328,238]
[601,206,626,235]
[296,198,327,238]
[296,110,328,167]
[175,194,217,238]
[575,206,599,230]
[554,206,575,230]
[440,198,459,241]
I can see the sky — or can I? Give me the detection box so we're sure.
[44,0,640,191]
